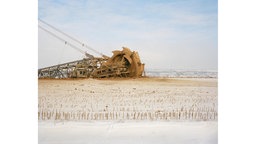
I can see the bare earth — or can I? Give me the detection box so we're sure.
[38,78,218,144]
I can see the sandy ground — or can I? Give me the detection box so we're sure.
[38,77,218,144]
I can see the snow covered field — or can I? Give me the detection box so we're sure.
[38,78,218,144]
[39,121,217,144]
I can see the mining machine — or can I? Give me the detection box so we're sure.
[38,20,145,78]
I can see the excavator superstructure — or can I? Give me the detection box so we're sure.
[38,47,145,78]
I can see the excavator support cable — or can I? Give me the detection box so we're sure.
[39,19,106,57]
[38,25,86,55]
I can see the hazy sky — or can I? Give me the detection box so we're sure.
[38,0,217,70]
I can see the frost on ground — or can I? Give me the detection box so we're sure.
[38,78,218,144]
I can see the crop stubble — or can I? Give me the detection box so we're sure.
[38,78,217,121]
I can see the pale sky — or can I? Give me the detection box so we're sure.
[38,0,217,71]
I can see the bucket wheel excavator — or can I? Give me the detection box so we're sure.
[38,20,145,78]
